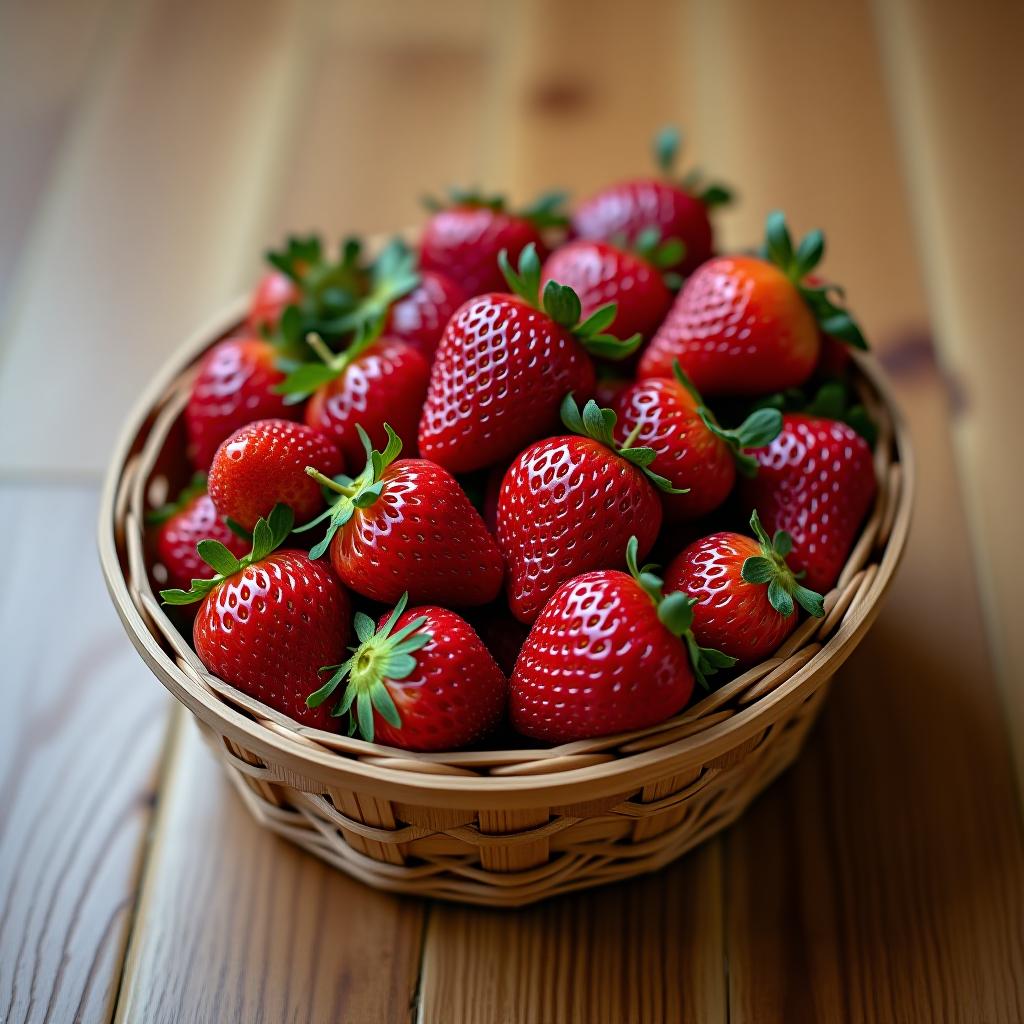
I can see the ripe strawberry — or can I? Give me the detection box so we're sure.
[418,244,640,474]
[612,362,782,520]
[384,269,467,362]
[208,419,342,531]
[148,474,249,591]
[497,395,677,624]
[247,269,301,333]
[638,212,867,395]
[185,337,300,470]
[307,594,506,751]
[510,536,735,742]
[664,510,825,664]
[739,413,877,592]
[571,127,732,276]
[299,425,504,607]
[419,189,567,295]
[161,506,352,730]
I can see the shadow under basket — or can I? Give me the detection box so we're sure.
[99,296,914,908]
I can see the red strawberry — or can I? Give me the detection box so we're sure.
[384,269,467,362]
[664,510,825,664]
[208,419,342,531]
[160,506,352,730]
[571,127,732,276]
[185,337,300,470]
[418,244,640,474]
[148,474,249,591]
[419,189,567,295]
[307,595,506,751]
[612,362,782,520]
[497,396,676,624]
[739,413,877,592]
[638,212,867,395]
[300,425,504,607]
[247,269,301,333]
[510,537,734,742]
[541,238,674,343]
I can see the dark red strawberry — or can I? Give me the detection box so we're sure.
[148,474,249,591]
[612,362,781,520]
[497,395,677,624]
[185,337,300,470]
[307,594,506,751]
[299,425,504,607]
[384,269,467,362]
[247,269,301,333]
[571,127,732,276]
[418,244,640,474]
[638,212,867,395]
[664,510,825,664]
[160,506,352,731]
[510,536,735,742]
[739,413,877,592]
[208,419,342,531]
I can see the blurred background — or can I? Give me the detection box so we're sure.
[1,0,1022,1020]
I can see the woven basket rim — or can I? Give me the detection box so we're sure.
[98,295,914,810]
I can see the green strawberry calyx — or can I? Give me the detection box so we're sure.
[423,187,569,229]
[560,394,686,495]
[307,592,432,741]
[671,361,782,477]
[654,126,734,210]
[498,243,642,361]
[625,536,736,689]
[630,226,686,290]
[752,379,878,447]
[740,510,825,617]
[296,423,403,559]
[762,211,868,351]
[145,471,207,526]
[159,503,295,606]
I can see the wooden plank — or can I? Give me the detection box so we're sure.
[0,484,169,1024]
[113,713,425,1024]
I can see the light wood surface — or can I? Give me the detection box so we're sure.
[1,0,1022,1020]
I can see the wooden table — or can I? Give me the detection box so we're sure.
[2,0,1022,1020]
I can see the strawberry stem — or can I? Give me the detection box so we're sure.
[305,466,357,497]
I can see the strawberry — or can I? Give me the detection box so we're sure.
[541,236,674,342]
[148,474,249,591]
[299,425,504,607]
[185,337,300,470]
[420,189,567,296]
[612,362,782,520]
[247,269,301,334]
[638,212,867,395]
[384,269,467,362]
[571,127,732,276]
[664,510,825,664]
[208,419,342,531]
[160,505,352,730]
[510,536,735,742]
[739,413,877,592]
[418,244,640,474]
[307,594,506,751]
[497,395,677,624]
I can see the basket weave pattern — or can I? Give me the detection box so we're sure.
[101,301,912,907]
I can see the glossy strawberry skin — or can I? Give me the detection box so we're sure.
[497,436,663,624]
[511,570,694,742]
[420,208,546,296]
[612,377,735,521]
[305,337,430,468]
[208,419,342,531]
[542,240,672,342]
[155,492,249,592]
[383,270,467,362]
[572,179,712,275]
[664,533,796,664]
[418,294,596,474]
[367,606,507,751]
[331,459,504,607]
[186,337,300,470]
[247,270,300,333]
[193,550,351,730]
[638,256,820,395]
[739,414,877,592]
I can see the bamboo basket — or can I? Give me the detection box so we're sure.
[98,295,913,907]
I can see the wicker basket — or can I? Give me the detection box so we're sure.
[98,296,913,907]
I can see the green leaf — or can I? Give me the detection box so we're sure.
[369,682,402,727]
[542,281,582,328]
[654,125,681,175]
[794,585,826,618]
[499,243,541,307]
[794,229,825,275]
[520,190,569,228]
[581,332,641,360]
[306,663,348,708]
[353,612,376,644]
[267,503,294,546]
[275,362,339,398]
[559,393,586,434]
[767,578,795,618]
[741,556,774,585]
[773,530,793,558]
[733,407,783,449]
[249,517,274,562]
[699,183,734,209]
[820,313,868,350]
[196,540,242,577]
[657,591,696,636]
[576,303,616,337]
[764,211,795,274]
[356,692,375,741]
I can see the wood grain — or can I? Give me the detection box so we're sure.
[0,484,168,1024]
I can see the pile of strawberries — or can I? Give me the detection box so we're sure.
[152,128,878,751]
